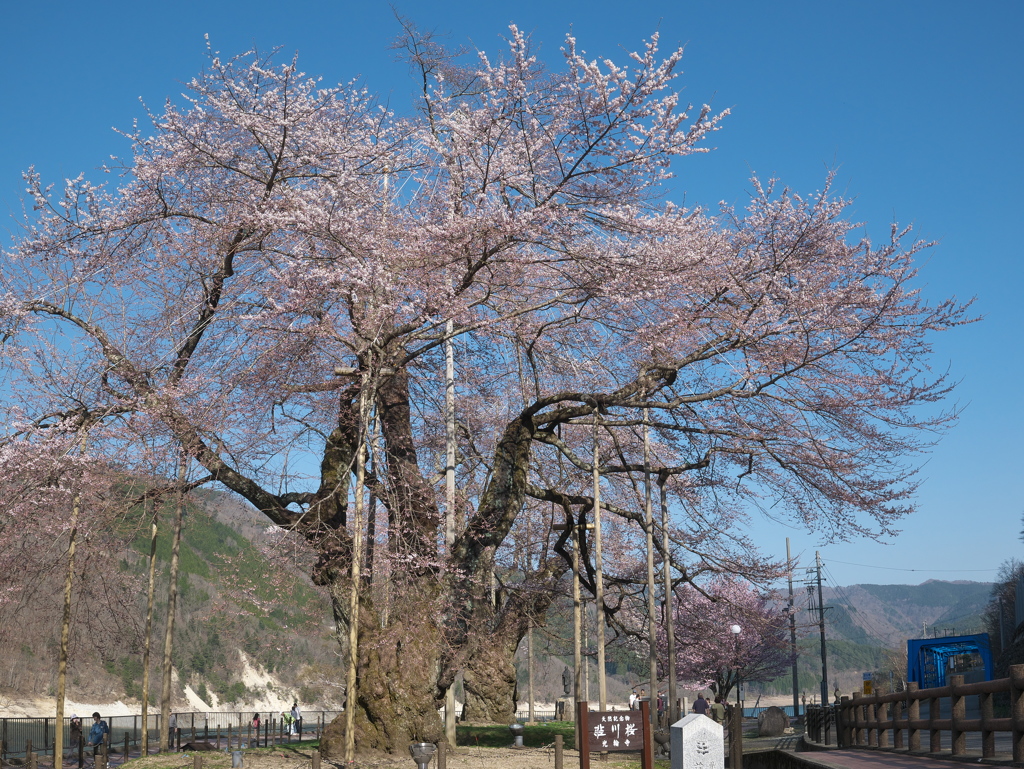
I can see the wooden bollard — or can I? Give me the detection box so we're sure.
[555,734,563,769]
[227,724,232,750]
[193,754,203,769]
[124,732,130,761]
[311,750,320,769]
[264,720,268,748]
[437,740,446,769]
[27,752,36,769]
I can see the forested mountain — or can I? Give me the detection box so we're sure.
[0,489,342,710]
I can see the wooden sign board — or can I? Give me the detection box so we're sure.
[577,700,653,769]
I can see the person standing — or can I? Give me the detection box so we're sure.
[290,702,301,737]
[692,693,710,715]
[629,690,638,711]
[87,713,109,757]
[710,696,726,724]
[68,715,83,765]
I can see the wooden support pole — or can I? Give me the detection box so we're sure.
[730,700,742,769]
[639,699,654,769]
[577,701,590,769]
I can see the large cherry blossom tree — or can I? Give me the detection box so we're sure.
[0,23,969,753]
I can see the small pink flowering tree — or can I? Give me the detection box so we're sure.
[664,577,790,701]
[0,21,970,753]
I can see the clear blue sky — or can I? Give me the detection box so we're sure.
[2,1,1020,588]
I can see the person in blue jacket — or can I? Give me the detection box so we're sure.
[87,712,109,756]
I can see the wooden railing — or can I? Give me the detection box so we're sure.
[835,663,1024,761]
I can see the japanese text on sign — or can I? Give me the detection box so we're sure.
[586,711,644,752]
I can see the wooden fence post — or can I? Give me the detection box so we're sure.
[124,732,130,762]
[43,719,48,759]
[877,698,889,748]
[928,690,940,754]
[891,693,902,750]
[193,753,202,769]
[437,740,446,769]
[907,683,920,752]
[554,734,563,769]
[950,674,965,756]
[227,724,232,750]
[1011,663,1024,763]
[866,698,877,747]
[312,750,320,769]
[981,690,994,758]
[851,693,862,746]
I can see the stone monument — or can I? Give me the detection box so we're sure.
[756,706,788,737]
[671,713,724,769]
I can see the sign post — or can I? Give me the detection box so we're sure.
[577,700,653,769]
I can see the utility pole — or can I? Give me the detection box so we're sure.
[787,539,799,718]
[815,551,829,707]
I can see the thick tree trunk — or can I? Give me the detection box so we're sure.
[320,582,445,756]
[461,631,519,724]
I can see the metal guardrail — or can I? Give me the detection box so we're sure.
[0,711,342,762]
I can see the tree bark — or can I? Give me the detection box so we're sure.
[320,582,445,755]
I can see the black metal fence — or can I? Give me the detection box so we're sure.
[0,710,342,764]
[804,704,838,745]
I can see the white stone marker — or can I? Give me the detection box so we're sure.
[671,713,724,769]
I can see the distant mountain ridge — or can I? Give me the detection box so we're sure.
[818,580,992,648]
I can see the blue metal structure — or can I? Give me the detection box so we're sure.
[907,633,993,689]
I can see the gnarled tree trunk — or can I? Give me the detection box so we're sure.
[320,581,445,755]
